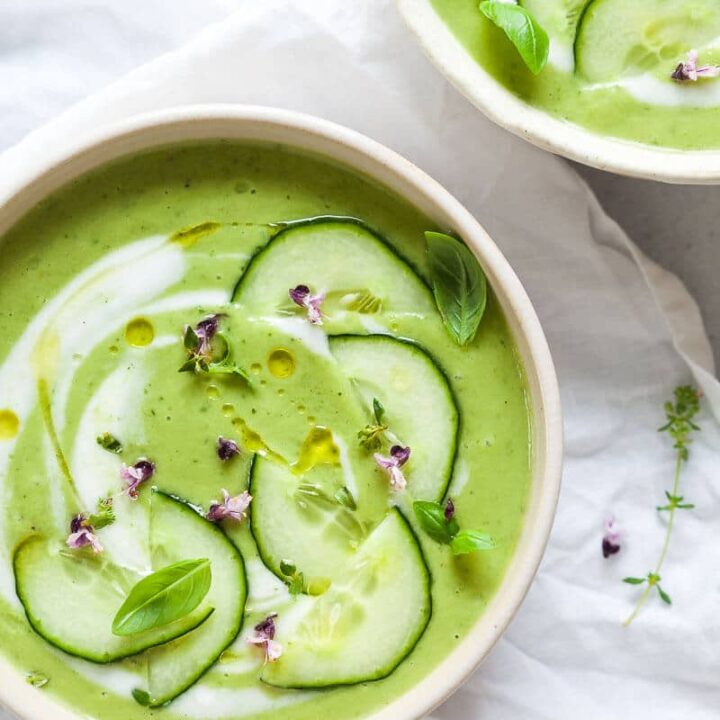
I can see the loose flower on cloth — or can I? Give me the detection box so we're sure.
[289,285,325,325]
[121,459,155,499]
[217,436,241,461]
[247,613,283,663]
[67,514,103,554]
[672,49,720,82]
[374,445,411,492]
[207,489,252,522]
[602,515,622,558]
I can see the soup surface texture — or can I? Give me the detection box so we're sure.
[0,142,530,720]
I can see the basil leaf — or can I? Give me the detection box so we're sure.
[426,231,487,346]
[479,2,549,75]
[450,529,496,555]
[112,558,211,636]
[413,501,455,544]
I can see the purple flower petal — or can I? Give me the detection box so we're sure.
[121,459,155,499]
[390,445,410,466]
[207,489,252,522]
[444,498,455,521]
[67,514,103,554]
[247,613,282,663]
[217,437,241,462]
[602,515,622,559]
[289,285,325,325]
[373,445,411,492]
[672,49,720,82]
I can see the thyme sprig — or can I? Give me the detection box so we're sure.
[622,385,702,626]
[358,398,388,451]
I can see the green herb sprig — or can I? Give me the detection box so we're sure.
[413,499,496,555]
[479,1,549,75]
[87,497,116,530]
[426,232,487,347]
[622,386,702,626]
[97,432,123,454]
[179,326,249,380]
[358,398,389,451]
[112,558,212,636]
[280,560,331,597]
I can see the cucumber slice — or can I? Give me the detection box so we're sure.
[261,509,431,688]
[231,217,436,326]
[138,492,247,706]
[520,0,589,44]
[13,537,213,663]
[329,334,459,503]
[250,457,363,586]
[575,0,720,82]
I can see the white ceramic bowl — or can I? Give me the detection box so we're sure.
[398,0,720,184]
[0,105,562,720]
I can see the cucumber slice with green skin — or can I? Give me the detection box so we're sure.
[520,0,589,44]
[329,334,459,503]
[137,492,247,707]
[261,509,431,688]
[231,217,436,326]
[575,0,720,83]
[250,457,364,586]
[13,537,214,664]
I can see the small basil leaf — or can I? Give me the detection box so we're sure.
[450,529,496,555]
[183,325,200,351]
[413,501,454,544]
[426,231,487,347]
[132,689,152,706]
[479,2,549,75]
[112,558,211,636]
[373,397,385,424]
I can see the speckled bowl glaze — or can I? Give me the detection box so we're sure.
[0,105,562,720]
[398,0,720,184]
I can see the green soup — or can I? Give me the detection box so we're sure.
[0,142,531,719]
[431,0,720,150]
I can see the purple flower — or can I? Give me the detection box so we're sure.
[602,515,622,558]
[247,613,283,663]
[180,313,228,373]
[374,445,411,492]
[217,437,241,462]
[444,498,455,521]
[207,489,252,522]
[121,459,155,499]
[67,514,103,554]
[289,285,325,325]
[672,50,720,82]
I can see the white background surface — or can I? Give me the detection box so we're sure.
[0,2,719,719]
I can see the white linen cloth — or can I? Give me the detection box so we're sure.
[1,1,719,718]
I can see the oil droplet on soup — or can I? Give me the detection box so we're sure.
[267,348,295,378]
[0,409,19,440]
[294,426,340,474]
[206,384,220,400]
[250,362,262,375]
[222,403,235,418]
[124,317,154,347]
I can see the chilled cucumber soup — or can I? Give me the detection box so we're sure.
[0,142,530,720]
[432,0,720,149]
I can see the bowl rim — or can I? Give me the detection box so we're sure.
[0,104,563,720]
[397,0,720,185]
